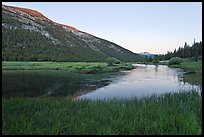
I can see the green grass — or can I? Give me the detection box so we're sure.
[2,61,134,74]
[169,60,202,85]
[2,60,202,135]
[2,91,201,135]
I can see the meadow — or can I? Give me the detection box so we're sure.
[2,60,202,135]
[2,61,134,74]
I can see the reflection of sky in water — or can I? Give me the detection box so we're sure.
[79,64,201,100]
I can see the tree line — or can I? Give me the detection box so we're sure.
[146,40,202,63]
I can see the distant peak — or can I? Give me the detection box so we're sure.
[140,52,151,54]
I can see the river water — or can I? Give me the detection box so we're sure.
[78,64,201,100]
[2,64,201,99]
[2,70,115,98]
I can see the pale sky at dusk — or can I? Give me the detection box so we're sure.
[2,2,202,54]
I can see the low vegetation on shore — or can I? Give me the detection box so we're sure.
[168,60,202,85]
[2,61,134,74]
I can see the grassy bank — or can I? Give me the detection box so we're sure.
[2,61,134,74]
[2,91,201,135]
[169,60,202,85]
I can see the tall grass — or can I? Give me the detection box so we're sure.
[2,91,201,135]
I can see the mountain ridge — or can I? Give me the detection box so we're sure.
[2,4,142,62]
[2,4,80,31]
[139,52,156,58]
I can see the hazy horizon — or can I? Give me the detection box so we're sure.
[2,2,202,54]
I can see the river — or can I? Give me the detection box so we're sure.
[78,64,201,100]
[2,64,201,99]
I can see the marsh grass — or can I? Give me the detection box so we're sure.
[2,61,134,74]
[2,91,201,135]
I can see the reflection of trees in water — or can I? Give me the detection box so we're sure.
[154,65,158,72]
[2,71,113,98]
[2,71,83,98]
[177,73,184,84]
[3,72,54,98]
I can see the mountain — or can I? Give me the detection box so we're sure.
[2,5,142,62]
[138,52,156,58]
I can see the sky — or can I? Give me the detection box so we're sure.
[2,2,202,54]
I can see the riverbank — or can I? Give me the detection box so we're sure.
[168,60,202,85]
[2,91,201,135]
[2,61,134,74]
[137,60,202,85]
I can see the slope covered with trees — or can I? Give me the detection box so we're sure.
[2,5,143,62]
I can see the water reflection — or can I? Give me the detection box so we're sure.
[2,70,113,98]
[2,64,201,100]
[78,64,201,100]
[154,65,158,72]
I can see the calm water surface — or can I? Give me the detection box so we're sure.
[2,70,115,98]
[2,64,201,99]
[78,64,201,100]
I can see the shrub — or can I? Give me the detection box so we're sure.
[168,57,183,65]
[153,58,159,64]
[105,57,121,66]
